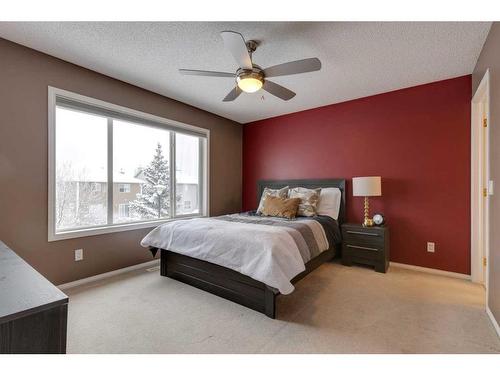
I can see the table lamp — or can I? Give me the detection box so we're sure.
[352,176,382,227]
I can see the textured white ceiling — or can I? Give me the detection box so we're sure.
[0,22,491,123]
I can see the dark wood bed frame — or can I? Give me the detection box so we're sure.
[154,178,346,319]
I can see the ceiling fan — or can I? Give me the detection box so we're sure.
[179,31,322,102]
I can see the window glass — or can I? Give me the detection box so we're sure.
[175,133,200,215]
[113,120,171,223]
[118,184,131,193]
[118,203,130,218]
[55,107,108,231]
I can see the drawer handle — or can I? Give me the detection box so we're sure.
[347,244,379,252]
[346,230,379,237]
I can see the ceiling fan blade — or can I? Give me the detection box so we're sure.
[263,58,321,78]
[179,69,235,78]
[220,31,253,70]
[262,80,296,101]
[222,86,242,102]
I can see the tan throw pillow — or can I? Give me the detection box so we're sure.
[256,186,289,214]
[261,196,301,219]
[288,187,321,217]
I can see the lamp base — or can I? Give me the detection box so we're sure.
[363,218,374,227]
[362,196,374,227]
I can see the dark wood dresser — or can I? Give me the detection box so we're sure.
[341,223,390,273]
[0,241,68,354]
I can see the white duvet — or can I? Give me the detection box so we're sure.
[140,217,307,294]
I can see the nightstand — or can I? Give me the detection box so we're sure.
[341,223,390,273]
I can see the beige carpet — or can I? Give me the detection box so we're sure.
[65,261,500,353]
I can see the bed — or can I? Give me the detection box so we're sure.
[143,178,346,318]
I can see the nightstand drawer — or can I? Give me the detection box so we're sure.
[342,229,385,246]
[344,243,381,260]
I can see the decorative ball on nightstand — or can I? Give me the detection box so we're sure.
[373,213,385,226]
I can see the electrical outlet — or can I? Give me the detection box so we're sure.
[75,248,83,261]
[427,242,435,253]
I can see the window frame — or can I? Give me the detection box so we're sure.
[48,87,210,241]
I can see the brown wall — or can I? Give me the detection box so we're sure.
[0,38,242,285]
[472,22,500,325]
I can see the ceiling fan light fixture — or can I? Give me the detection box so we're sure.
[237,77,263,93]
[236,72,264,93]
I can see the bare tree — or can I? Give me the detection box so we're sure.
[55,162,76,228]
[55,164,106,229]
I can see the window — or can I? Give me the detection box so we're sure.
[118,184,131,193]
[54,108,108,230]
[175,133,201,215]
[118,203,130,218]
[113,120,172,224]
[49,87,209,241]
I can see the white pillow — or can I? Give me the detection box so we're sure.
[316,187,342,220]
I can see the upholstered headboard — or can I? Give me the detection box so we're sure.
[256,178,347,224]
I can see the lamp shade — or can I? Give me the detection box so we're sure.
[352,176,382,197]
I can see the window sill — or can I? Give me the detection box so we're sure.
[48,214,205,242]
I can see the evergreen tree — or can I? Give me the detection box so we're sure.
[130,143,171,219]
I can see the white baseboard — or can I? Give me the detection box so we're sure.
[390,262,471,280]
[58,259,471,290]
[57,259,160,290]
[486,306,500,339]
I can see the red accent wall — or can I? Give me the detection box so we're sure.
[243,75,471,274]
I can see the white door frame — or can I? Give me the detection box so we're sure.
[471,69,490,290]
